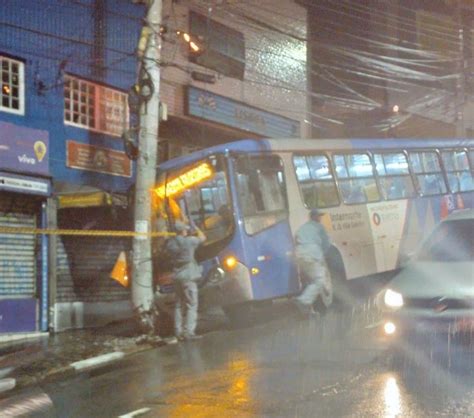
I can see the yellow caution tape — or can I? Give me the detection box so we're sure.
[0,226,175,237]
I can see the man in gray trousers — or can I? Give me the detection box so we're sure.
[293,208,331,316]
[166,220,206,340]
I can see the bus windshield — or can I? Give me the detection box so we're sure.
[154,154,234,247]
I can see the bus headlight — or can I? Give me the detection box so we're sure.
[384,289,404,308]
[223,256,238,271]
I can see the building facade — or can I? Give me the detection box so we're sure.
[1,0,307,336]
[0,0,144,335]
[157,0,307,159]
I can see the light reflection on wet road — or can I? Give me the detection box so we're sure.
[11,301,474,417]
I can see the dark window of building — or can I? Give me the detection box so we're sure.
[189,11,245,80]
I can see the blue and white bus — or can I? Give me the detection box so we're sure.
[152,138,474,321]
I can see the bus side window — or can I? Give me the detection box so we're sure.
[333,153,380,204]
[409,151,447,196]
[374,153,415,200]
[441,150,474,193]
[235,155,288,235]
[293,154,339,208]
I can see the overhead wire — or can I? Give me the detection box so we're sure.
[226,0,461,48]
[207,1,461,77]
[91,0,474,133]
[299,0,460,44]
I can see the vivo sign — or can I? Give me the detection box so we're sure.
[0,122,49,176]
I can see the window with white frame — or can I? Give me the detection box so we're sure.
[64,74,128,137]
[1,56,24,115]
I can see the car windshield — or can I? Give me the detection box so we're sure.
[418,218,474,262]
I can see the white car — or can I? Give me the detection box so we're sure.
[377,209,474,343]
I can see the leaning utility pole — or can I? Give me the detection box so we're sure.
[132,0,162,332]
[454,0,466,138]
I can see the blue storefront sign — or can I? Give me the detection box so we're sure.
[0,121,49,176]
[187,86,300,138]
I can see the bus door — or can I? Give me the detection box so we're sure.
[233,155,298,300]
[153,155,236,290]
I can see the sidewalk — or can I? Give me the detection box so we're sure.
[0,319,167,392]
[0,307,228,394]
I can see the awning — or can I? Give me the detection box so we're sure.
[58,192,112,209]
[159,115,263,147]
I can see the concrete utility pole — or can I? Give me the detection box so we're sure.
[455,0,466,138]
[132,0,162,332]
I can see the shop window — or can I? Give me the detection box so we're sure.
[1,55,24,115]
[64,74,128,137]
[374,152,416,200]
[441,150,474,193]
[293,154,339,208]
[408,151,447,196]
[189,11,245,80]
[333,153,380,204]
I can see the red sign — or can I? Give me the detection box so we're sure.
[66,141,132,178]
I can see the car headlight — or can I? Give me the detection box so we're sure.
[384,289,404,308]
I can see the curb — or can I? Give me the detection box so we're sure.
[0,378,16,394]
[70,351,125,371]
[0,332,48,344]
[4,336,181,394]
[26,340,168,387]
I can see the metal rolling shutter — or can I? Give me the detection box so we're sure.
[0,211,36,297]
[56,236,130,303]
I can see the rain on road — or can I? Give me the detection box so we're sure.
[7,301,474,417]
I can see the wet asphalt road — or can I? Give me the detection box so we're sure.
[3,301,474,417]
